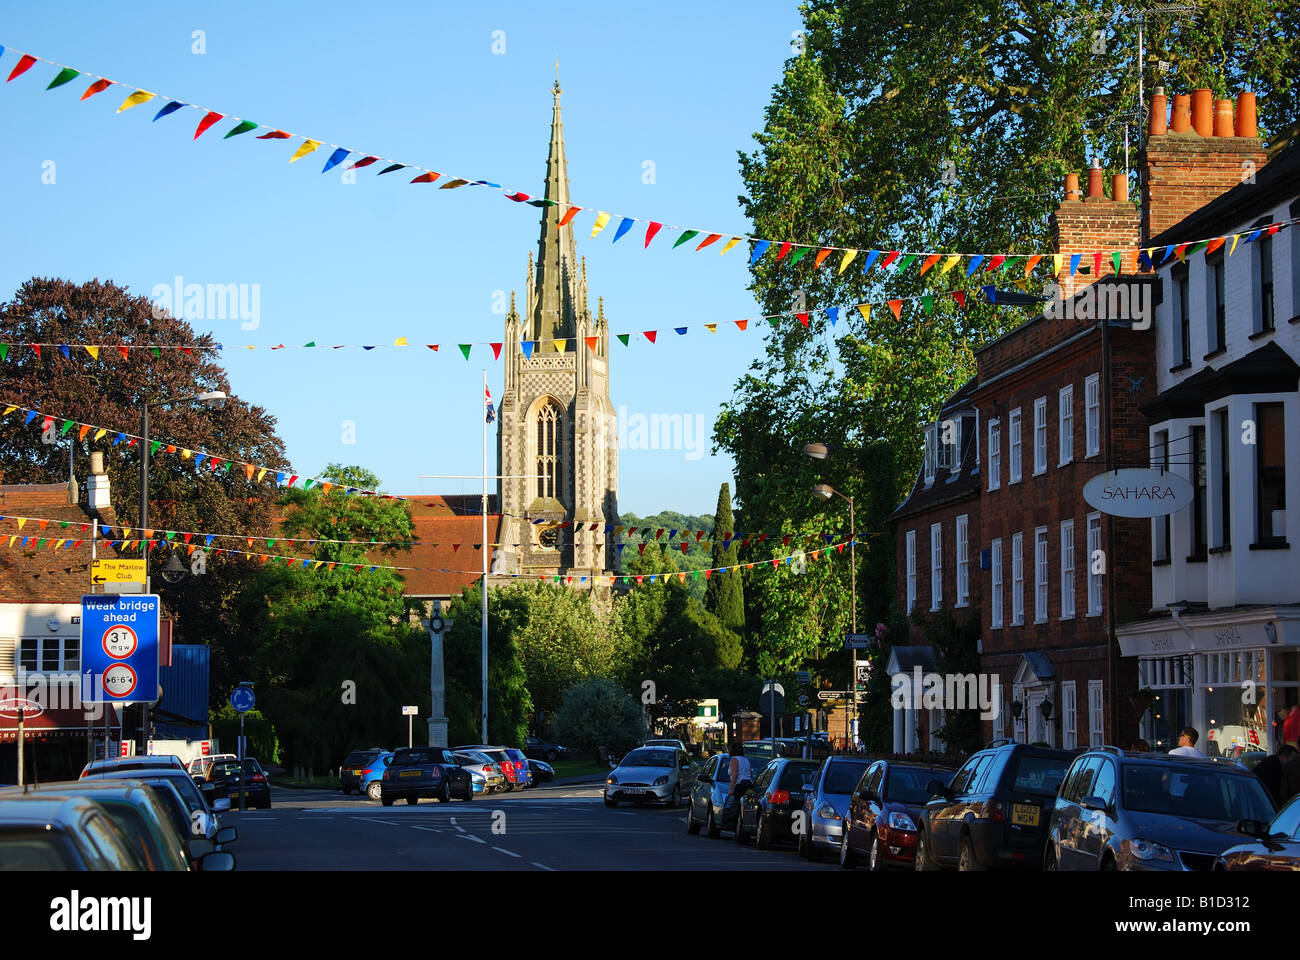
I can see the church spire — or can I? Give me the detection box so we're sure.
[533,71,580,347]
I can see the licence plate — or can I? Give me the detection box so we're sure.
[623,788,646,795]
[1011,803,1040,827]
[400,770,422,778]
[350,769,362,776]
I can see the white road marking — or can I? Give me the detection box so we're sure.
[456,833,486,844]
[449,817,465,832]
[411,826,442,833]
[350,817,400,826]
[530,861,557,871]
[492,846,521,858]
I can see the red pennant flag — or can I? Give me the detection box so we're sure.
[638,543,647,555]
[410,171,441,184]
[584,337,598,352]
[427,344,439,351]
[184,533,192,544]
[505,191,529,202]
[655,529,664,540]
[645,222,662,247]
[7,55,37,82]
[1093,251,1103,277]
[695,531,705,542]
[636,575,644,584]
[348,156,379,170]
[589,523,598,531]
[452,544,460,552]
[953,291,966,308]
[680,543,688,554]
[117,346,128,359]
[987,254,1005,272]
[256,130,291,139]
[782,535,792,546]
[704,569,713,580]
[31,344,41,359]
[888,300,903,319]
[837,542,846,553]
[557,206,582,227]
[880,250,901,269]
[288,475,298,487]
[81,78,112,101]
[194,111,224,139]
[797,313,809,327]
[491,342,503,360]
[775,242,792,261]
[643,331,657,344]
[759,533,769,543]
[772,558,780,568]
[696,233,721,251]
[735,319,748,331]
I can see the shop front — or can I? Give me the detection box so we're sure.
[1118,608,1300,756]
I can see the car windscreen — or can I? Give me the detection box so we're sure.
[1122,766,1276,822]
[621,749,673,768]
[504,749,526,761]
[344,751,381,766]
[242,760,263,773]
[822,761,871,795]
[208,761,241,778]
[778,763,821,790]
[392,750,441,765]
[886,767,954,804]
[1009,755,1071,795]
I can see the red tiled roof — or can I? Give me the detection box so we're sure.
[383,496,501,600]
[0,483,119,604]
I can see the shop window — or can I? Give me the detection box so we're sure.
[1255,403,1286,545]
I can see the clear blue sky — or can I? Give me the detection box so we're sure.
[0,1,804,516]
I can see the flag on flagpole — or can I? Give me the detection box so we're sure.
[484,385,496,424]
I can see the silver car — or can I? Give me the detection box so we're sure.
[686,752,740,837]
[604,747,696,808]
[452,751,507,793]
[798,756,873,861]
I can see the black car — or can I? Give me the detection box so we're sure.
[380,747,473,805]
[916,739,1074,871]
[524,736,568,762]
[340,748,389,795]
[735,757,821,850]
[203,758,272,810]
[528,759,555,783]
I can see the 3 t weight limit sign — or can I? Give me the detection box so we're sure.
[102,625,138,659]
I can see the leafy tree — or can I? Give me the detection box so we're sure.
[704,483,746,639]
[0,278,289,692]
[442,583,533,746]
[553,679,644,757]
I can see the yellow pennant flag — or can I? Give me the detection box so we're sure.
[394,337,408,346]
[837,249,858,274]
[704,324,717,333]
[1052,254,1064,277]
[257,468,267,482]
[85,345,99,359]
[1229,234,1240,257]
[16,518,26,530]
[553,339,567,353]
[116,90,155,113]
[181,449,192,459]
[719,236,742,255]
[939,254,962,275]
[94,428,106,441]
[2,406,15,416]
[290,139,321,163]
[7,536,14,547]
[590,212,611,238]
[857,303,872,323]
[122,528,132,538]
[244,345,255,350]
[55,540,65,550]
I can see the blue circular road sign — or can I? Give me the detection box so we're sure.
[230,686,255,713]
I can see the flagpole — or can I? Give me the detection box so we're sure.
[481,368,489,744]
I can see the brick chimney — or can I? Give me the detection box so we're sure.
[1049,158,1140,299]
[1141,86,1268,243]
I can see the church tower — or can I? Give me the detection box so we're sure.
[498,77,618,578]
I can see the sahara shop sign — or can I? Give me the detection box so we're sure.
[1083,469,1193,518]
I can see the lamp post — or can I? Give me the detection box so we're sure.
[810,479,856,749]
[138,390,226,754]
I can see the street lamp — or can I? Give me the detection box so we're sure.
[809,479,857,749]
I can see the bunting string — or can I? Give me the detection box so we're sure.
[1,43,1293,270]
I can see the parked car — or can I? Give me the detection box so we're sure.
[502,748,535,788]
[0,796,143,870]
[453,750,508,793]
[1045,749,1278,871]
[81,755,188,779]
[643,739,688,752]
[735,757,821,850]
[525,736,568,762]
[1216,792,1300,871]
[686,753,738,838]
[797,756,874,861]
[915,740,1074,871]
[605,747,697,807]
[381,747,473,805]
[82,768,231,846]
[455,745,530,790]
[202,758,272,809]
[340,748,389,795]
[185,754,238,777]
[356,752,394,800]
[840,760,957,870]
[528,759,555,784]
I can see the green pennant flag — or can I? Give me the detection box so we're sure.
[672,230,700,249]
[38,539,47,549]
[621,576,629,584]
[46,67,80,90]
[223,120,258,139]
[1111,251,1122,276]
[150,440,162,456]
[60,521,69,529]
[922,293,934,314]
[224,461,232,473]
[896,253,918,272]
[1188,240,1210,256]
[1001,256,1021,275]
[0,344,9,362]
[150,347,161,358]
[789,246,813,265]
[61,419,74,436]
[165,530,175,540]
[267,539,275,548]
[691,570,700,581]
[459,344,472,360]
[304,479,314,489]
[767,314,781,328]
[616,333,630,347]
[303,341,316,347]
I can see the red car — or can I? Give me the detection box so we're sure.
[840,760,956,870]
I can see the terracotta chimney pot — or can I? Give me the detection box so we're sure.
[1171,94,1191,133]
[1191,88,1213,136]
[1214,99,1234,137]
[1236,92,1257,138]
[1064,172,1080,201]
[1087,159,1104,199]
[1149,87,1167,136]
[1112,173,1129,203]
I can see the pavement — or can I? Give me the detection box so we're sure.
[222,781,831,870]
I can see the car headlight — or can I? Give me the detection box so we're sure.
[654,776,669,786]
[888,811,917,831]
[1130,839,1175,862]
[607,775,618,785]
[816,803,839,821]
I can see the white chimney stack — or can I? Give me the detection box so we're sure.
[87,451,111,511]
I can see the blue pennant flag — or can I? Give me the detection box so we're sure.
[321,147,349,174]
[749,240,771,266]
[827,307,839,327]
[966,255,985,276]
[153,101,186,122]
[612,217,635,243]
[862,249,881,272]
[521,340,534,359]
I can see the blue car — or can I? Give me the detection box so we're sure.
[358,752,393,801]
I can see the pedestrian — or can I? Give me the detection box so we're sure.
[1281,704,1300,749]
[1253,744,1297,807]
[1168,726,1205,757]
[1128,739,1151,753]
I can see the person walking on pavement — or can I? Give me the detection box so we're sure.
[728,740,751,797]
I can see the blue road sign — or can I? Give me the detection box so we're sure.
[81,594,160,704]
[230,686,255,713]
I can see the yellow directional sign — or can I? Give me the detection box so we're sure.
[91,558,147,585]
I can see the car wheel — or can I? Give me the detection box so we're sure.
[437,784,450,803]
[958,836,984,872]
[798,823,809,859]
[604,796,618,807]
[914,830,935,871]
[735,811,748,845]
[366,782,382,802]
[840,827,858,869]
[868,831,887,872]
[669,784,681,809]
[260,799,272,810]
[755,813,772,851]
[687,801,701,834]
[381,795,394,807]
[406,796,418,806]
